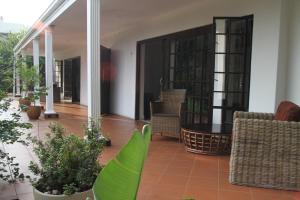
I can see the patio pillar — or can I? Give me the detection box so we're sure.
[20,52,26,98]
[13,56,16,97]
[44,26,58,118]
[87,0,101,120]
[33,37,40,106]
[15,55,21,97]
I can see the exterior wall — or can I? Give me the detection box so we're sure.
[109,0,283,118]
[275,0,289,108]
[286,0,300,105]
[110,45,137,117]
[54,46,88,106]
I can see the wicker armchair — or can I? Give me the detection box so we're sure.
[150,89,186,141]
[230,111,300,191]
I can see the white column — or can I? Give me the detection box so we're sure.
[15,54,21,97]
[33,37,40,106]
[13,56,16,97]
[87,0,101,119]
[16,62,21,96]
[20,52,26,98]
[44,26,56,114]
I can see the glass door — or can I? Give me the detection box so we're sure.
[212,15,253,132]
[162,25,214,128]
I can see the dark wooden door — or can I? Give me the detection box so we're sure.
[64,59,72,100]
[71,58,80,103]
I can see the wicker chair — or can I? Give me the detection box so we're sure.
[150,89,186,141]
[230,111,300,191]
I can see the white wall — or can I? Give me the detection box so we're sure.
[54,46,88,106]
[275,0,289,108]
[110,44,137,117]
[286,0,300,105]
[109,0,283,118]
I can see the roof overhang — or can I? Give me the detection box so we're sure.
[13,0,77,55]
[14,0,208,56]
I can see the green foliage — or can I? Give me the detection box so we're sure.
[0,31,25,91]
[18,63,47,107]
[18,64,41,97]
[92,125,151,200]
[0,89,32,183]
[29,120,105,195]
[30,87,48,106]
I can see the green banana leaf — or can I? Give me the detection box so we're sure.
[92,125,151,200]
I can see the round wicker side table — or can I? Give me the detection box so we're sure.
[181,127,231,155]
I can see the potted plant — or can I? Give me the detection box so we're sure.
[27,87,48,120]
[28,119,105,200]
[18,64,40,110]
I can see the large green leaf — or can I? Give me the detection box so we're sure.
[142,124,151,156]
[93,125,151,200]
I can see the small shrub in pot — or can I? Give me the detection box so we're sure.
[27,87,48,120]
[28,119,105,197]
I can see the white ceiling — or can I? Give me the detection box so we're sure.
[23,0,204,54]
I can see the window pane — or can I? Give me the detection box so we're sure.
[213,92,225,106]
[223,109,235,124]
[225,93,243,107]
[170,54,175,67]
[214,73,225,91]
[228,55,244,73]
[216,19,226,34]
[216,35,226,53]
[195,68,202,81]
[212,109,222,125]
[215,54,226,72]
[170,40,176,53]
[230,35,245,53]
[227,74,243,92]
[230,19,246,34]
[194,98,201,113]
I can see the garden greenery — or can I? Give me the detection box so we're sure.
[29,120,105,195]
[0,90,32,182]
[0,31,25,91]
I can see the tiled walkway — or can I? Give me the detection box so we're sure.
[0,102,299,200]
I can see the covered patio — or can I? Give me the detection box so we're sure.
[4,0,300,199]
[0,102,298,200]
[13,0,300,120]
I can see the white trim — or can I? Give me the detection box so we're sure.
[13,0,77,54]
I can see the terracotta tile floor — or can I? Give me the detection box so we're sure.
[0,101,299,200]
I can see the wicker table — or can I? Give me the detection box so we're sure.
[181,125,232,155]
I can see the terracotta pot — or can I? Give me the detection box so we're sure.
[27,106,42,120]
[28,92,34,99]
[19,98,31,111]
[33,188,93,200]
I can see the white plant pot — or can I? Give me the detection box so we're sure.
[33,188,94,200]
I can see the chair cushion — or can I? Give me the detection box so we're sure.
[274,101,300,122]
